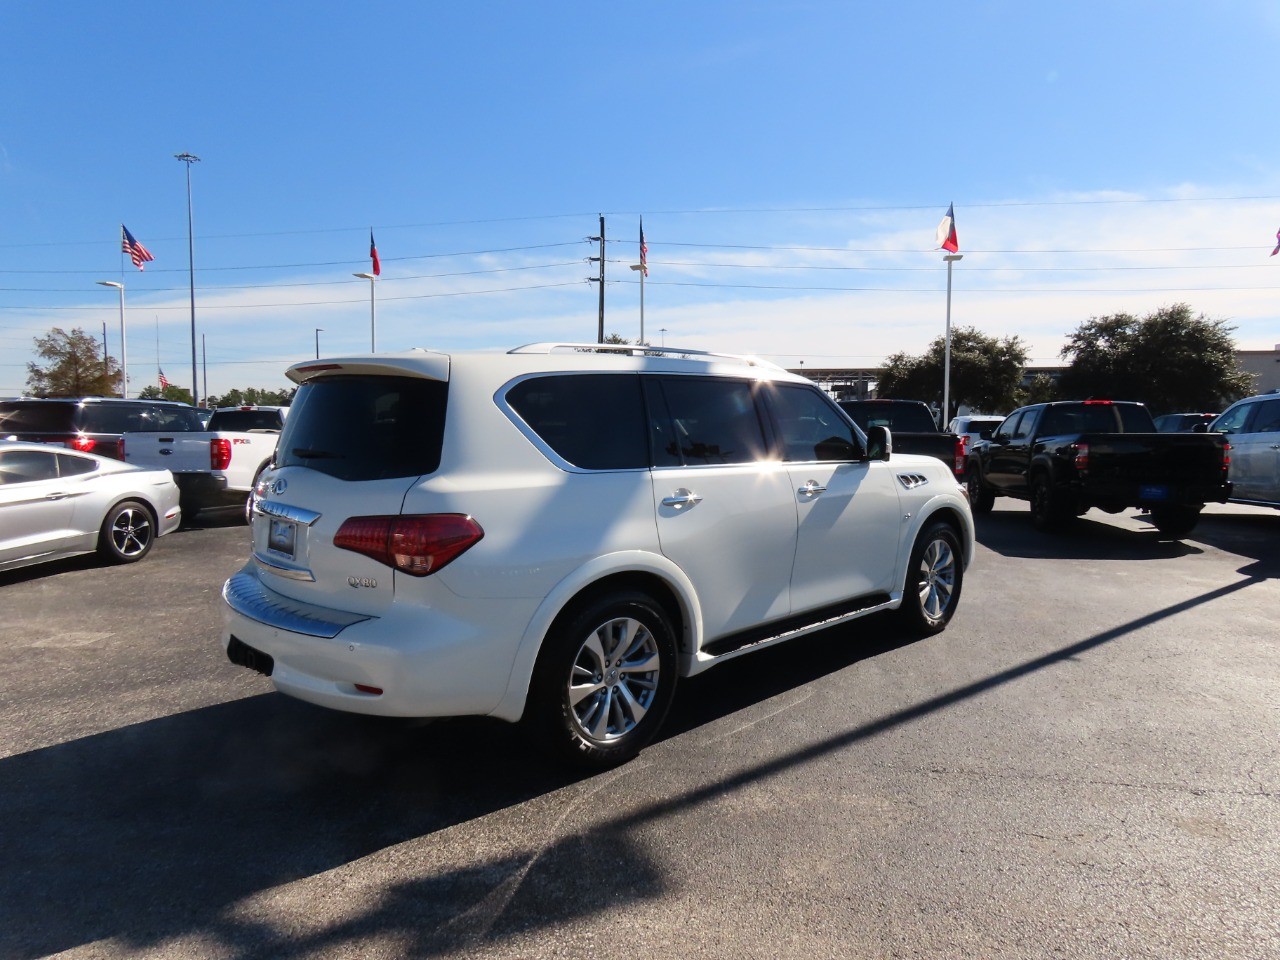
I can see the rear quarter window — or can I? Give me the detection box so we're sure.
[505,374,647,470]
[0,402,75,433]
[275,376,446,481]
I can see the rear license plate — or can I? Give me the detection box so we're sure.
[1139,484,1170,501]
[268,517,297,558]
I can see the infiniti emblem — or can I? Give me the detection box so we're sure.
[269,478,288,495]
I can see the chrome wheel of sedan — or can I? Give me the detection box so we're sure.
[98,500,156,564]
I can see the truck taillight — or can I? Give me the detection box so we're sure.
[953,436,966,477]
[70,435,95,453]
[211,438,232,470]
[1073,441,1089,476]
[334,514,485,577]
[1222,441,1231,478]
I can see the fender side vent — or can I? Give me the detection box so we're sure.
[897,473,930,490]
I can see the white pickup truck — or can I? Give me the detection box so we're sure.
[121,405,288,520]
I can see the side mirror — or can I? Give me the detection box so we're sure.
[979,429,992,440]
[865,425,892,461]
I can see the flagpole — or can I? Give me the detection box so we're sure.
[175,152,201,407]
[943,253,962,426]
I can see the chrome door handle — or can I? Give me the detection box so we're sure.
[45,492,70,501]
[661,488,702,509]
[798,480,828,496]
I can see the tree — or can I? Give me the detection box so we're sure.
[137,384,195,405]
[203,386,295,408]
[26,327,120,397]
[876,326,1029,420]
[1058,304,1253,412]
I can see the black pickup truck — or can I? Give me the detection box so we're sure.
[965,400,1231,537]
[838,399,965,479]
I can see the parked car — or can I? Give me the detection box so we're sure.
[838,399,966,478]
[1154,412,1218,432]
[1204,392,1280,508]
[0,440,182,573]
[222,344,974,769]
[965,399,1231,538]
[947,414,1007,453]
[122,404,288,520]
[0,397,204,461]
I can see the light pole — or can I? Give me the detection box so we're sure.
[315,328,323,359]
[175,152,200,407]
[96,281,126,397]
[659,327,668,349]
[942,253,963,427]
[629,263,646,344]
[353,273,378,351]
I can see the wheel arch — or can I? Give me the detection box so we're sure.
[491,552,700,723]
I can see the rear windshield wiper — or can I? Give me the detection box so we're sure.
[291,448,345,459]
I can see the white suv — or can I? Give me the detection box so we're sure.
[222,343,974,767]
[1206,392,1280,508]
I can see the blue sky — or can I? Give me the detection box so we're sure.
[3,2,1279,398]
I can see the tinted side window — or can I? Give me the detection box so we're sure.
[648,376,768,466]
[0,449,60,483]
[57,453,99,477]
[1249,398,1280,433]
[1210,402,1253,435]
[506,374,647,470]
[0,402,74,433]
[767,383,859,462]
[276,375,447,481]
[995,411,1024,441]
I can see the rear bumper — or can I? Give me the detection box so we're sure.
[175,473,243,507]
[1078,479,1232,507]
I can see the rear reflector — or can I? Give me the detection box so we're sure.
[334,514,485,577]
[354,684,383,695]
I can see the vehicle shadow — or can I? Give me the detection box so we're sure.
[0,617,915,959]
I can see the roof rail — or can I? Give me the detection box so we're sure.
[507,342,784,370]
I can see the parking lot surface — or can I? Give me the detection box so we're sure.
[1,502,1277,959]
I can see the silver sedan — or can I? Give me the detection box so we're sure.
[0,440,182,574]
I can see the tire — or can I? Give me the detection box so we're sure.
[896,521,964,636]
[526,589,678,770]
[98,500,157,564]
[1029,473,1071,531]
[966,465,995,514]
[1149,505,1202,540]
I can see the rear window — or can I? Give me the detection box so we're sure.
[208,409,285,432]
[1039,403,1155,435]
[81,403,204,434]
[275,375,446,481]
[839,402,937,433]
[0,402,76,433]
[505,374,647,470]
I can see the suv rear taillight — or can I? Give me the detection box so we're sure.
[211,438,232,470]
[334,514,485,577]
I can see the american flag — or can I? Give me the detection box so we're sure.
[370,230,381,276]
[158,368,170,389]
[121,224,154,270]
[640,218,648,277]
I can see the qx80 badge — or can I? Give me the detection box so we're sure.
[347,576,378,588]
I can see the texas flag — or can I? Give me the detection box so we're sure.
[936,204,959,253]
[370,230,381,276]
[1271,225,1279,257]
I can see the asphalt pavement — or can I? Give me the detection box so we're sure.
[0,501,1277,959]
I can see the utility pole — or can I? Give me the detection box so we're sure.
[175,152,200,407]
[587,215,605,342]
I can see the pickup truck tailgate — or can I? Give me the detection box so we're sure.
[1081,432,1228,484]
[121,432,211,474]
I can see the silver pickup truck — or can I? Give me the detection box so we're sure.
[122,405,288,521]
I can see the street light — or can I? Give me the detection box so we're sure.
[629,263,646,345]
[315,328,323,359]
[96,281,126,397]
[175,152,201,407]
[353,273,378,351]
[659,327,668,348]
[942,253,963,427]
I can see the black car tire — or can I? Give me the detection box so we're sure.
[1030,473,1071,531]
[1149,505,1202,540]
[895,521,964,636]
[98,500,156,564]
[967,466,995,514]
[526,589,678,770]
